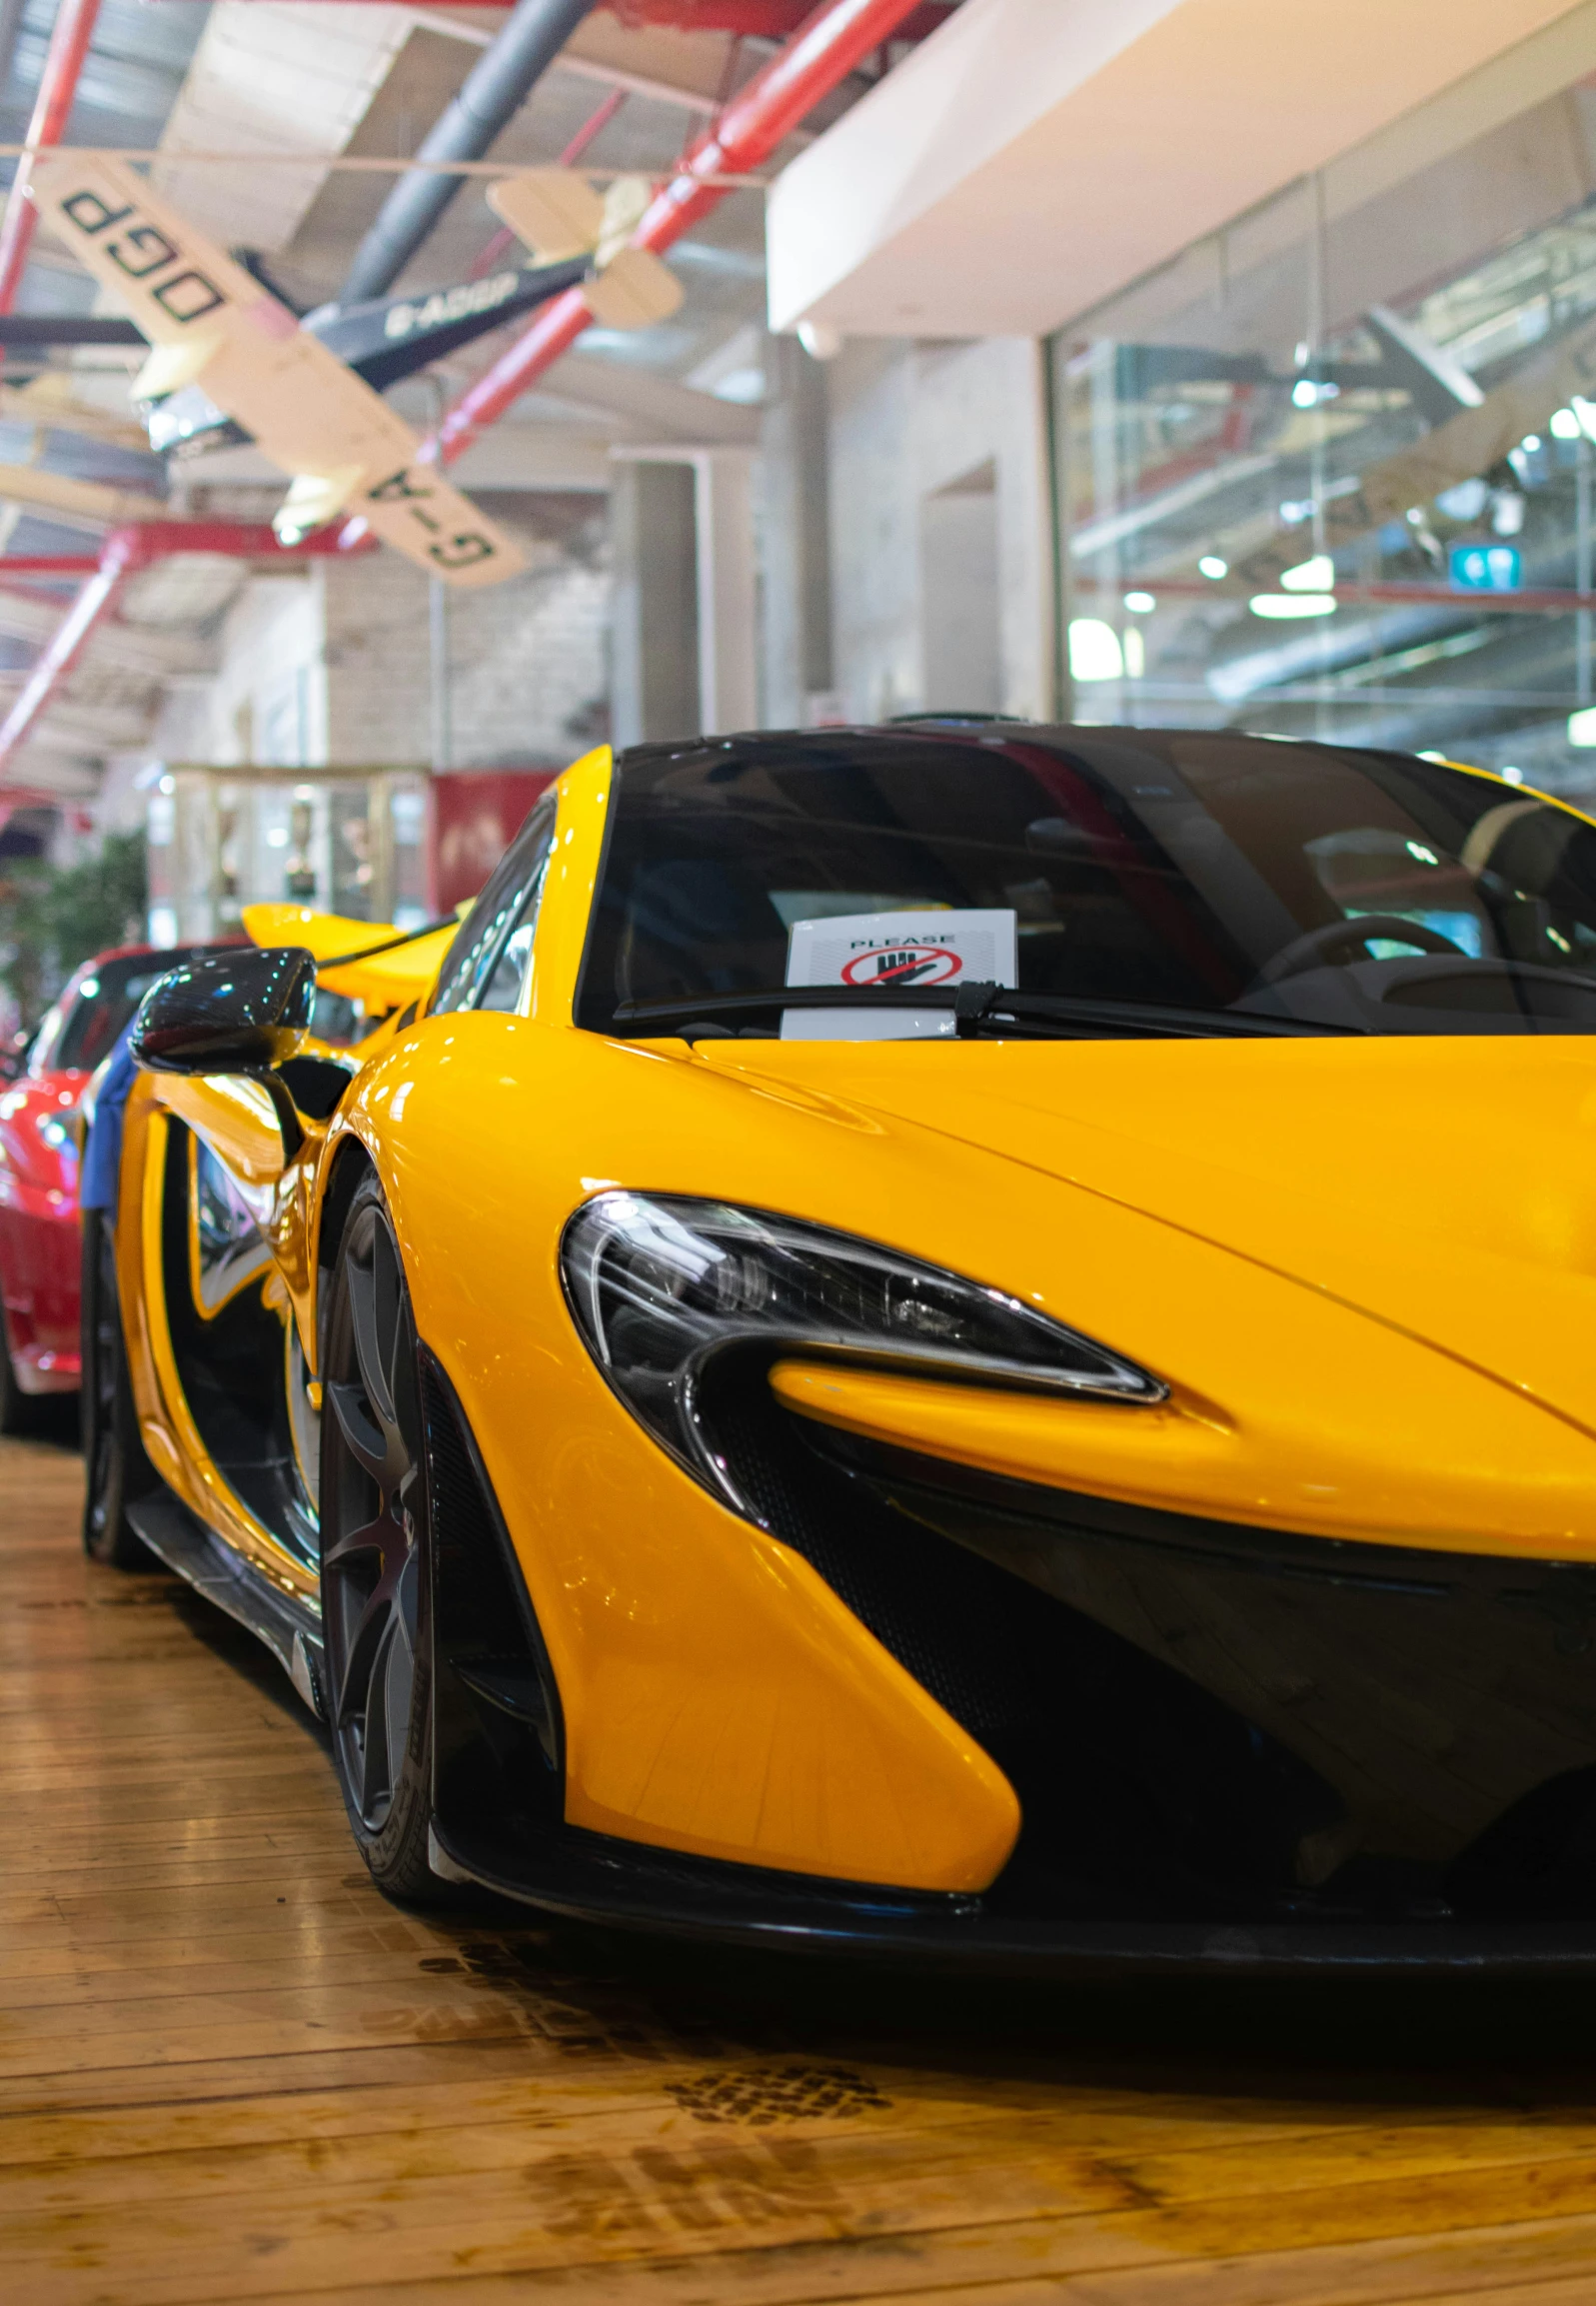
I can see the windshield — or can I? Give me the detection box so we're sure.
[575,730,1596,1040]
[41,947,223,1074]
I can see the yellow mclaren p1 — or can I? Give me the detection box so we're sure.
[82,724,1596,1968]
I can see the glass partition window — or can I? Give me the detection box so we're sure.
[1048,80,1596,803]
[145,770,430,944]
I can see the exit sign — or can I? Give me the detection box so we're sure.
[1449,544,1521,592]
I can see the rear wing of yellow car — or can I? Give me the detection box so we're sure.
[241,903,462,1013]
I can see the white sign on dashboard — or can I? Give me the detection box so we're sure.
[783,908,1018,1040]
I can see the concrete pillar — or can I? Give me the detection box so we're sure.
[610,459,700,747]
[921,464,1000,713]
[693,450,757,737]
[759,334,834,730]
[611,450,759,741]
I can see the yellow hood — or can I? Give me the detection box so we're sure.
[705,1030,1596,1446]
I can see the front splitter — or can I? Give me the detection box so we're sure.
[427,1818,1596,1977]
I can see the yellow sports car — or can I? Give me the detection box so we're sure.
[84,724,1596,1968]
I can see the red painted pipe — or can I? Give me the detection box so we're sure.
[0,557,100,577]
[0,551,131,775]
[0,519,371,781]
[430,0,928,465]
[0,0,104,315]
[103,519,374,567]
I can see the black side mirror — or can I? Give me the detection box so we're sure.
[132,947,317,1073]
[132,948,318,1157]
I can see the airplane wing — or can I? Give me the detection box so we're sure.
[29,155,524,589]
[1,372,152,452]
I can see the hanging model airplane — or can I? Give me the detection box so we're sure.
[141,169,685,465]
[26,158,686,517]
[140,249,592,462]
[26,152,531,585]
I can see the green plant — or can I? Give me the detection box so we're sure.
[0,831,147,1027]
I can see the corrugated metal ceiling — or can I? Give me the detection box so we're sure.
[1,0,207,155]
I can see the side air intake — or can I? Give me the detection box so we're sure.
[420,1347,565,1845]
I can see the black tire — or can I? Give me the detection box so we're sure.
[320,1172,440,1903]
[0,1302,36,1437]
[80,1211,157,1565]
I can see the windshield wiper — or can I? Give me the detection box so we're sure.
[610,984,1360,1041]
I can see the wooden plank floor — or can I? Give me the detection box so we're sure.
[6,1429,1596,2306]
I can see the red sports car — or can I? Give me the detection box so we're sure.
[0,943,227,1427]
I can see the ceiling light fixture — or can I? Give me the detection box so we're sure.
[1280,553,1335,592]
[1068,619,1124,681]
[1249,594,1336,620]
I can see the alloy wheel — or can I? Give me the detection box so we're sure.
[323,1198,426,1834]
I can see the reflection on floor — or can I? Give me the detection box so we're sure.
[4,1426,1596,2302]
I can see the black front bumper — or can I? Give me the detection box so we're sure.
[427,1819,1596,1976]
[428,1347,1596,1971]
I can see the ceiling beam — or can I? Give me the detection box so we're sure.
[527,351,760,443]
[153,2,414,256]
[0,466,174,533]
[0,586,216,676]
[406,4,749,111]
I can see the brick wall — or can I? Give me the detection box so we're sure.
[323,492,610,770]
[157,491,611,776]
[150,569,327,768]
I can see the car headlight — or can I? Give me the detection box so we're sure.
[560,1191,1165,1516]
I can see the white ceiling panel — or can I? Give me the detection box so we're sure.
[154,2,414,255]
[768,0,1596,339]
